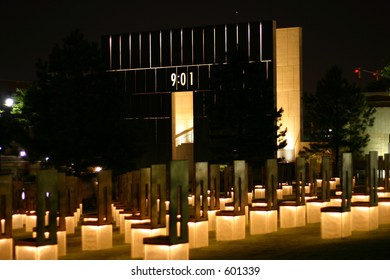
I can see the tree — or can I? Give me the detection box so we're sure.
[302,65,375,175]
[364,63,390,92]
[21,30,137,174]
[207,51,287,167]
[0,88,28,157]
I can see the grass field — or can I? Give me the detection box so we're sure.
[11,216,390,260]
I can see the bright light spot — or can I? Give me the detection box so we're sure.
[45,157,49,161]
[19,150,27,157]
[4,98,14,107]
[21,191,26,200]
[94,166,102,173]
[46,192,50,198]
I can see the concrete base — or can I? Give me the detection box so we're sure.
[207,210,217,231]
[351,205,378,231]
[282,185,293,196]
[81,224,112,251]
[144,242,189,260]
[66,216,75,234]
[279,204,306,228]
[215,212,245,241]
[12,214,26,229]
[119,212,133,234]
[351,195,370,203]
[249,209,277,235]
[188,220,209,248]
[330,198,342,207]
[15,243,58,260]
[276,189,283,200]
[321,208,352,239]
[131,226,166,259]
[0,238,13,260]
[124,218,150,243]
[219,198,231,210]
[25,214,37,232]
[31,230,66,257]
[306,201,330,224]
[57,231,67,257]
[379,200,390,224]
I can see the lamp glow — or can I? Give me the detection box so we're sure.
[4,98,14,107]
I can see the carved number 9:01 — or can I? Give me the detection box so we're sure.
[171,72,194,87]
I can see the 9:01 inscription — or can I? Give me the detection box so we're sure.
[171,72,194,87]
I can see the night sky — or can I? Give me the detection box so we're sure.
[1,0,389,93]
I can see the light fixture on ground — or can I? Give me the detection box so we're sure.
[249,159,278,235]
[279,157,306,228]
[321,153,353,239]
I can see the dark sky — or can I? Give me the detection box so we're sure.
[1,0,389,93]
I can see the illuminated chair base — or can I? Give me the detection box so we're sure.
[65,216,75,234]
[351,202,378,231]
[124,216,150,243]
[378,192,390,198]
[254,188,266,199]
[57,231,67,256]
[330,196,342,207]
[115,208,126,227]
[144,236,189,260]
[25,214,37,232]
[215,211,246,241]
[276,189,283,200]
[31,230,67,257]
[15,239,58,260]
[279,202,306,228]
[320,207,352,239]
[81,223,113,251]
[0,238,13,260]
[224,204,249,225]
[282,185,293,196]
[247,192,253,204]
[219,197,231,210]
[378,198,390,224]
[351,194,370,203]
[76,208,81,223]
[12,214,25,229]
[130,224,166,259]
[188,219,209,248]
[306,200,330,224]
[207,210,217,231]
[249,207,277,235]
[119,211,133,234]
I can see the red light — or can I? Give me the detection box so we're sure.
[373,71,379,80]
[354,67,361,79]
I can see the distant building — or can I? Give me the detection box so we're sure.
[363,91,390,155]
[102,20,302,168]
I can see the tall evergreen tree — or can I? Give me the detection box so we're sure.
[302,65,375,175]
[21,30,137,174]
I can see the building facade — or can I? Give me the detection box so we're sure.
[102,20,302,168]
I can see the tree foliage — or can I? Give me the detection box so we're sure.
[364,63,390,92]
[302,66,375,174]
[21,30,137,174]
[207,51,287,167]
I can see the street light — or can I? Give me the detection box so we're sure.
[4,97,14,108]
